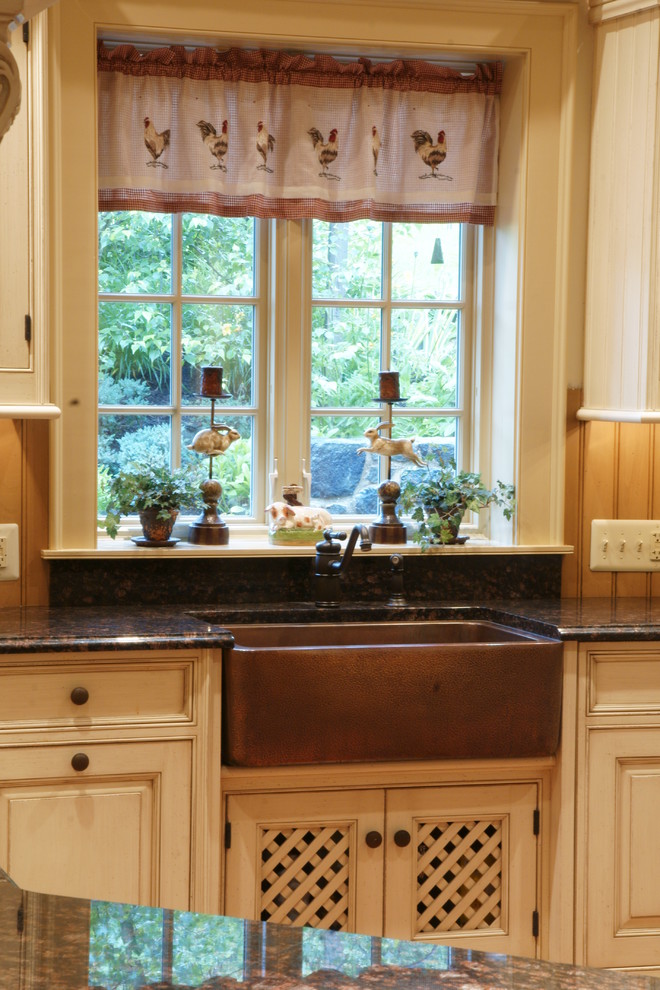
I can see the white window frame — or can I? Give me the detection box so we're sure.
[273,219,477,514]
[45,0,579,554]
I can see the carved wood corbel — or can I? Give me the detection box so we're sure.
[0,2,59,143]
[0,35,21,142]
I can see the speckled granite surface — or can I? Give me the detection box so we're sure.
[2,598,660,654]
[0,872,659,990]
[48,552,563,607]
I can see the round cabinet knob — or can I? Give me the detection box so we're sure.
[71,753,90,772]
[393,829,411,848]
[365,830,383,848]
[70,687,89,706]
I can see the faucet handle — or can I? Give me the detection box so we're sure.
[316,529,347,553]
[326,528,347,541]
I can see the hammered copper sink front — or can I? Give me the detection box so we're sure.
[219,621,563,766]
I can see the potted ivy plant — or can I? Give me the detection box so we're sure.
[400,450,516,550]
[102,464,202,544]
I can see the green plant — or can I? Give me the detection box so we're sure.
[102,464,203,538]
[400,450,515,550]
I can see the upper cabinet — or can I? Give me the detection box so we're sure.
[579,1,660,422]
[0,12,59,418]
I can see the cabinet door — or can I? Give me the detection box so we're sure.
[385,783,539,957]
[0,34,30,381]
[586,728,660,969]
[0,739,192,909]
[225,790,385,935]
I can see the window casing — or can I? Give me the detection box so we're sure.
[47,0,577,552]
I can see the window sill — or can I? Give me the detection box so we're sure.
[42,530,573,559]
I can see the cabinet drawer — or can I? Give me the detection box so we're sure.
[0,660,194,728]
[588,648,660,713]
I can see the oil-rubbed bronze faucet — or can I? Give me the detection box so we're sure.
[313,525,372,607]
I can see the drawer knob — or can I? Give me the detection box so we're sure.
[71,753,89,772]
[365,830,383,848]
[393,829,411,848]
[70,687,89,706]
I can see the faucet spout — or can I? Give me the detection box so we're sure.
[333,524,372,575]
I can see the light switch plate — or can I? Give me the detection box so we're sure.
[590,519,660,572]
[0,524,19,581]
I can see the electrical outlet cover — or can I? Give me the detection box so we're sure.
[0,524,19,581]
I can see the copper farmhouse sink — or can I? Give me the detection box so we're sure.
[215,620,563,767]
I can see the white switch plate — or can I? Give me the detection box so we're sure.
[590,519,660,571]
[0,524,19,581]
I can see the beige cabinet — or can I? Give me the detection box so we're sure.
[578,642,660,971]
[0,648,221,913]
[0,15,58,418]
[224,778,540,957]
[0,738,191,908]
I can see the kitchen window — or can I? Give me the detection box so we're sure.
[97,213,472,531]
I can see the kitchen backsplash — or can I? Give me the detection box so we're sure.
[48,552,563,607]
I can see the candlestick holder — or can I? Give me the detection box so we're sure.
[367,369,408,545]
[187,366,235,546]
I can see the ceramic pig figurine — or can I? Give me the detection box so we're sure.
[187,425,240,457]
[266,501,332,546]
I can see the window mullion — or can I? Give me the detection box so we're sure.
[171,214,183,467]
[381,223,393,371]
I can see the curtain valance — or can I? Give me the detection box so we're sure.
[97,43,502,224]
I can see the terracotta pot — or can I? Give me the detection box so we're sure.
[425,504,465,543]
[138,507,179,544]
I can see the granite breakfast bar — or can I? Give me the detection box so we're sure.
[3,867,660,990]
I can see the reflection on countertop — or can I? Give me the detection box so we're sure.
[0,870,659,990]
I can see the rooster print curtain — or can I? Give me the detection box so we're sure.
[97,44,502,225]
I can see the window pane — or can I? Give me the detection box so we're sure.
[98,413,172,514]
[182,414,253,517]
[312,220,382,299]
[391,223,460,301]
[181,215,255,295]
[98,212,172,295]
[391,309,458,407]
[311,307,380,407]
[99,301,171,405]
[393,416,457,493]
[182,304,254,405]
[310,415,379,512]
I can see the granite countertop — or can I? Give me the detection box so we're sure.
[2,598,660,654]
[1,871,659,990]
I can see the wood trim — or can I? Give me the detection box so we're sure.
[0,420,23,607]
[588,0,660,24]
[562,388,583,598]
[613,423,652,597]
[0,417,49,607]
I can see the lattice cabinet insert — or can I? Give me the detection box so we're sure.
[224,781,540,957]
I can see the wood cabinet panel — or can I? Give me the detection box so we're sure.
[224,780,540,957]
[385,783,538,956]
[586,728,660,969]
[0,659,194,727]
[0,738,192,909]
[225,789,385,937]
[588,648,660,713]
